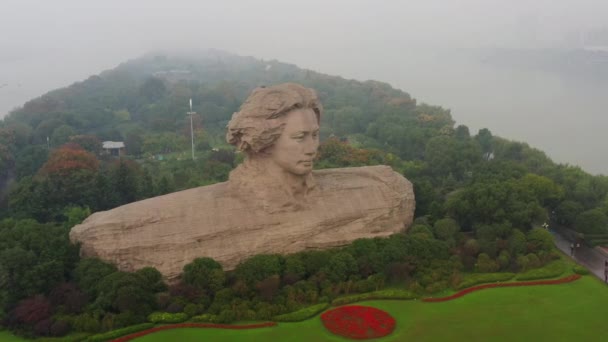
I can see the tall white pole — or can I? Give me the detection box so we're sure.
[187,98,195,161]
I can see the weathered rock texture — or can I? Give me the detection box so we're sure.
[70,165,414,281]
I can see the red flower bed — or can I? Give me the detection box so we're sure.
[422,274,581,303]
[110,322,277,342]
[320,305,396,340]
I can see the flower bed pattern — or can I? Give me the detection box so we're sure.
[320,305,396,340]
[107,275,581,341]
[422,274,581,303]
[110,322,277,342]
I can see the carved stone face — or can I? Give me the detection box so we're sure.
[266,108,320,176]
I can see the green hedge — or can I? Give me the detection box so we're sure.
[147,312,189,324]
[190,314,217,323]
[588,238,608,246]
[331,289,417,306]
[84,323,154,342]
[457,273,515,290]
[573,265,590,275]
[515,260,566,281]
[272,303,330,322]
[36,333,91,342]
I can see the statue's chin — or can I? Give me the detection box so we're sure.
[289,167,313,176]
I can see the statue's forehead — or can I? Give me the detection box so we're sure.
[282,108,319,131]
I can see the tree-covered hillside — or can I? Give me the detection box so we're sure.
[0,50,607,338]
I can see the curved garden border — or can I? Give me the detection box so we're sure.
[109,274,583,341]
[110,322,277,342]
[422,274,581,303]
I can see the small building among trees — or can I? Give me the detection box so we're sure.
[102,141,125,157]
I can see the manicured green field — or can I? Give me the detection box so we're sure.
[0,330,27,342]
[135,276,608,342]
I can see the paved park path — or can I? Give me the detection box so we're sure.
[551,229,607,282]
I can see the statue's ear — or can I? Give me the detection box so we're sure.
[257,144,274,157]
[238,141,250,152]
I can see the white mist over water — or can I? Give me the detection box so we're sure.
[1,0,607,174]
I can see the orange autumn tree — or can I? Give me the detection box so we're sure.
[39,143,99,177]
[315,137,386,168]
[28,143,101,219]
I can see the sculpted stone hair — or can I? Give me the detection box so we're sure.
[226,83,322,155]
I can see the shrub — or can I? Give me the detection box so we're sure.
[72,313,101,333]
[526,253,541,269]
[191,314,217,323]
[13,295,52,325]
[165,302,184,313]
[515,260,566,281]
[182,257,225,293]
[425,281,448,294]
[573,265,590,275]
[273,303,330,322]
[516,255,529,271]
[84,323,153,342]
[457,273,515,290]
[331,289,416,306]
[234,254,283,285]
[526,228,554,252]
[496,251,510,269]
[183,303,198,317]
[112,312,145,329]
[34,318,53,336]
[147,312,188,324]
[407,281,424,294]
[475,253,499,273]
[50,320,71,337]
[216,309,236,324]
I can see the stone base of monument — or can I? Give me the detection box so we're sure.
[70,165,415,281]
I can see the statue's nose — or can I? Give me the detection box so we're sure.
[305,143,317,155]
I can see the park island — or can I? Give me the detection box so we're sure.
[69,83,415,281]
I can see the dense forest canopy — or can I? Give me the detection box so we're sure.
[0,50,607,338]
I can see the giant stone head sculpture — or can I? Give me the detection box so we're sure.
[226,83,323,176]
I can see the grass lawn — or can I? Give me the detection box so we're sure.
[134,276,608,342]
[0,331,29,342]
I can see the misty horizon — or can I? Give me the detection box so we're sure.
[2,0,607,175]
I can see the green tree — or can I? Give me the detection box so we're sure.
[135,267,167,293]
[526,228,554,252]
[575,208,608,235]
[235,254,283,286]
[110,159,141,205]
[509,229,527,256]
[125,130,144,156]
[323,252,357,282]
[432,218,460,244]
[51,125,76,147]
[475,253,499,273]
[93,271,157,315]
[183,257,225,294]
[555,200,584,226]
[518,174,564,208]
[139,77,167,102]
[408,224,434,239]
[283,254,306,284]
[69,135,102,154]
[74,258,117,298]
[14,145,48,179]
[475,128,493,160]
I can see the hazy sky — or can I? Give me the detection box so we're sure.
[1,0,608,173]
